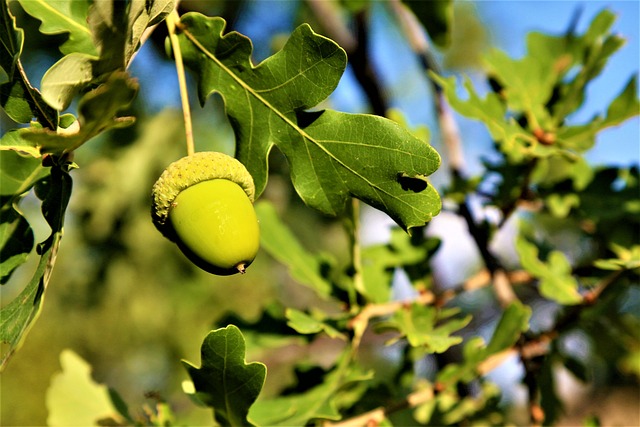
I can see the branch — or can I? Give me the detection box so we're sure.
[306,0,388,116]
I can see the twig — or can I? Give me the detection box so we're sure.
[349,291,435,350]
[166,10,195,156]
[306,0,388,116]
[323,386,434,427]
[304,0,357,53]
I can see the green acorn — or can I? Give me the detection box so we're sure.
[151,152,259,275]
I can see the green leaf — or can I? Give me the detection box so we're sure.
[0,163,72,372]
[183,325,266,427]
[127,0,175,65]
[539,355,563,425]
[515,232,582,305]
[40,52,96,111]
[178,15,441,232]
[285,308,346,340]
[0,1,57,126]
[484,47,556,128]
[556,76,640,152]
[385,304,471,353]
[89,0,174,74]
[37,0,173,110]
[87,0,130,74]
[545,193,580,218]
[550,9,625,123]
[532,155,594,191]
[0,203,34,285]
[438,9,638,163]
[437,301,531,386]
[361,228,438,303]
[46,350,129,426]
[594,244,640,271]
[0,149,48,194]
[432,73,532,161]
[1,128,42,158]
[484,301,531,355]
[249,353,372,426]
[17,0,97,56]
[23,72,138,155]
[603,76,640,126]
[255,201,332,298]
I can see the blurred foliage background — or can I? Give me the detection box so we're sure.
[1,1,638,425]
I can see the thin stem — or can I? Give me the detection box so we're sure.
[166,10,195,156]
[348,198,363,312]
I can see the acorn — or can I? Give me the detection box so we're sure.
[151,152,260,275]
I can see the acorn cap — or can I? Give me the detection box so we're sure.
[151,152,255,240]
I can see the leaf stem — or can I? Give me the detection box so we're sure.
[346,198,363,311]
[166,10,195,156]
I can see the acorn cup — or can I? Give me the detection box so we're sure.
[151,152,260,275]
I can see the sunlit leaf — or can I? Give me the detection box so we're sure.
[177,14,441,232]
[23,72,138,155]
[17,0,97,56]
[46,350,129,426]
[594,244,640,271]
[40,52,96,111]
[0,150,48,194]
[37,0,173,110]
[127,0,175,64]
[384,304,471,353]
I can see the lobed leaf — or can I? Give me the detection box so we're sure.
[384,304,471,353]
[432,73,532,161]
[515,233,582,305]
[361,227,439,303]
[177,14,441,232]
[484,47,556,128]
[183,325,266,427]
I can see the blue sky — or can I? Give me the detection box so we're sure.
[129,1,638,169]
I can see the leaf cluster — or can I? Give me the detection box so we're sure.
[1,1,638,426]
